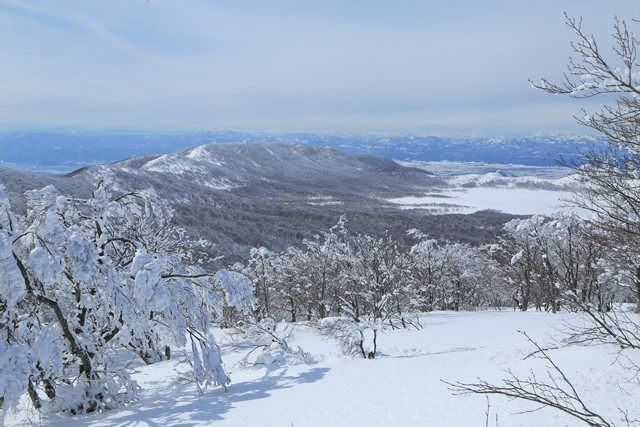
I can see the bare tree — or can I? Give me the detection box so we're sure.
[532,12,640,313]
[562,294,640,350]
[446,12,640,425]
[448,332,612,427]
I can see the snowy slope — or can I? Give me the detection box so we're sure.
[9,311,637,426]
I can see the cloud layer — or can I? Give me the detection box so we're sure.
[0,0,635,134]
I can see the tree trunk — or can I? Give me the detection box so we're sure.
[289,296,297,322]
[372,329,378,358]
[27,378,42,410]
[636,266,640,314]
[319,271,327,318]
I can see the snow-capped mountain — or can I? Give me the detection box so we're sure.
[0,131,604,172]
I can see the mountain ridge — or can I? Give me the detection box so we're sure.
[0,142,519,261]
[0,131,605,173]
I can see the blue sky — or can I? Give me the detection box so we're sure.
[0,0,636,135]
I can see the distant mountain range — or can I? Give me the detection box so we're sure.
[0,143,517,260]
[0,131,604,173]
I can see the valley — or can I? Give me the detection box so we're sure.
[0,142,576,262]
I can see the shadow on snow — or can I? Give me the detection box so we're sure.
[57,367,330,427]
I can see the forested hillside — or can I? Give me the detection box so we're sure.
[1,143,518,260]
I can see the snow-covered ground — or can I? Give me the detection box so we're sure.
[389,187,580,215]
[9,311,638,426]
[399,160,573,180]
[392,161,585,216]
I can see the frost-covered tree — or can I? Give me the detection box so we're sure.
[269,247,310,322]
[299,217,349,319]
[407,232,451,311]
[452,14,640,424]
[499,215,554,311]
[242,220,507,326]
[228,318,314,369]
[442,242,501,311]
[533,13,640,313]
[242,246,277,320]
[499,213,618,312]
[340,232,405,323]
[0,182,253,417]
[409,230,502,311]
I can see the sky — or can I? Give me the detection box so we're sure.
[0,0,637,135]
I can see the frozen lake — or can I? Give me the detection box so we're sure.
[388,187,582,215]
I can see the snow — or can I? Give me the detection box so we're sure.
[306,196,343,206]
[186,145,224,166]
[399,160,573,180]
[9,311,638,426]
[139,149,239,190]
[202,178,236,190]
[449,172,579,190]
[388,161,587,216]
[388,187,585,216]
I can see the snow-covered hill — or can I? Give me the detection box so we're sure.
[1,143,519,260]
[1,141,588,261]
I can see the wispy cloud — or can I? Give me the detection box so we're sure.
[1,0,140,54]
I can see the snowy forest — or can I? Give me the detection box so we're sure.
[2,6,640,427]
[239,212,636,324]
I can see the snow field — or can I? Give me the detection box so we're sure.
[388,188,582,216]
[14,311,637,427]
